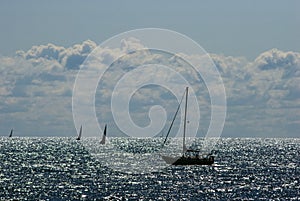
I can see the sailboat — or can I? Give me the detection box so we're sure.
[9,129,13,137]
[100,124,107,144]
[76,125,82,140]
[161,87,214,165]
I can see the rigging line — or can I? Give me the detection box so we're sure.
[162,89,186,147]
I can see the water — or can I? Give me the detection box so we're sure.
[0,137,299,200]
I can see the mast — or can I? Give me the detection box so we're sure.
[183,87,188,154]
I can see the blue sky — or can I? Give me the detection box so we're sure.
[1,1,299,59]
[0,1,299,137]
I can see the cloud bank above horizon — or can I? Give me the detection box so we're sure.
[0,39,299,137]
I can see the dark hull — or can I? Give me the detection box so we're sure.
[161,155,214,165]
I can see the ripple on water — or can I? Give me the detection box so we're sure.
[0,137,299,200]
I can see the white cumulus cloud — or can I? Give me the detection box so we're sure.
[17,40,97,70]
[0,39,299,137]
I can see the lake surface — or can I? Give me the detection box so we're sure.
[0,137,299,200]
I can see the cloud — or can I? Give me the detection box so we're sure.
[16,43,64,61]
[120,37,146,53]
[60,40,97,69]
[254,48,300,71]
[17,40,97,70]
[210,49,300,137]
[0,39,299,137]
[0,54,76,136]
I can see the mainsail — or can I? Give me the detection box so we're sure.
[9,129,13,137]
[100,124,107,144]
[76,125,82,140]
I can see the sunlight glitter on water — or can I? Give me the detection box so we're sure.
[0,137,299,200]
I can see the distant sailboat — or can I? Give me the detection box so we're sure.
[9,129,13,137]
[161,87,214,165]
[76,125,82,140]
[100,124,107,144]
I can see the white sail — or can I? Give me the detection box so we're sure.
[100,124,107,144]
[76,125,82,140]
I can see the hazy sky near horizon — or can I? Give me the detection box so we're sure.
[1,0,299,59]
[0,1,299,138]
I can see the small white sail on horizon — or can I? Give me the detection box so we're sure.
[9,129,13,137]
[76,125,82,140]
[100,124,107,144]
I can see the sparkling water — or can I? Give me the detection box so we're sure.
[0,137,299,200]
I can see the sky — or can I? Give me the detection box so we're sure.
[1,0,300,59]
[0,1,299,137]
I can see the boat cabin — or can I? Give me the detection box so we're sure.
[184,149,213,160]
